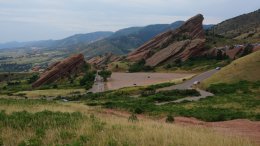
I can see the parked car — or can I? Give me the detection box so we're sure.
[193,81,200,85]
[216,67,221,70]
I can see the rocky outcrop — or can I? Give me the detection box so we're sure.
[203,43,260,60]
[87,53,121,68]
[127,14,206,67]
[32,54,85,88]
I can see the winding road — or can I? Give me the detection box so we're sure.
[156,69,219,104]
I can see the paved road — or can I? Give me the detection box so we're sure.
[90,73,105,93]
[156,69,218,104]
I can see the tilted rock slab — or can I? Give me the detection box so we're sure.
[32,54,85,88]
[127,14,206,67]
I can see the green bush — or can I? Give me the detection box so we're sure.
[166,114,174,123]
[134,107,144,114]
[128,114,138,122]
[80,71,95,86]
[18,137,42,146]
[147,82,175,90]
[98,70,112,82]
[27,74,39,84]
[141,88,155,97]
[128,59,153,72]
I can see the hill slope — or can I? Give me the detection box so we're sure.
[212,9,260,41]
[202,50,260,88]
[80,21,185,58]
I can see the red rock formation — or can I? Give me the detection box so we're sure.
[226,46,244,59]
[32,54,85,88]
[87,53,121,68]
[127,14,206,67]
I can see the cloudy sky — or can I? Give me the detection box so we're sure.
[0,0,259,43]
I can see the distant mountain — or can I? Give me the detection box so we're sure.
[0,20,213,59]
[0,31,113,49]
[80,21,186,58]
[212,9,260,40]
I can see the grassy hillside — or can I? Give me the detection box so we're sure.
[202,51,260,88]
[211,9,260,42]
[0,98,254,146]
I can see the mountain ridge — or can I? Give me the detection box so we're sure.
[0,31,113,50]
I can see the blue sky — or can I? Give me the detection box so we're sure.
[0,0,259,43]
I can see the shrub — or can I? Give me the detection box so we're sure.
[128,114,138,122]
[141,88,155,97]
[147,82,175,90]
[128,59,153,72]
[80,71,95,86]
[134,107,144,114]
[18,138,42,146]
[79,135,90,143]
[27,74,39,84]
[98,70,112,82]
[166,114,174,123]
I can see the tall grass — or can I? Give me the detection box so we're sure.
[0,100,256,146]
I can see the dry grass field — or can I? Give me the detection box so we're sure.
[202,51,260,88]
[0,99,256,146]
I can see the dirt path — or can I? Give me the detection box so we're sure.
[101,108,260,144]
[90,73,105,93]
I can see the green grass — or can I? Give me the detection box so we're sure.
[108,61,130,72]
[83,81,260,122]
[0,110,84,130]
[0,98,57,106]
[0,72,34,82]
